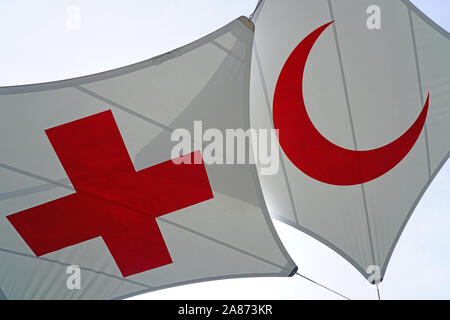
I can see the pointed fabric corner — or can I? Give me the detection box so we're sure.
[0,288,7,300]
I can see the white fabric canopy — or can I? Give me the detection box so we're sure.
[250,0,450,282]
[0,17,296,299]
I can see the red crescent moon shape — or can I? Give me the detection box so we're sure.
[273,21,429,186]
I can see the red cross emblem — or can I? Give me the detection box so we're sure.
[7,110,213,277]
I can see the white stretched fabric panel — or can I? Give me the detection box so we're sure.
[250,0,450,281]
[0,17,296,299]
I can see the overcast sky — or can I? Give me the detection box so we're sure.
[1,0,449,300]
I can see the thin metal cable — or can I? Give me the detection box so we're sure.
[376,284,381,300]
[249,0,264,20]
[295,272,350,300]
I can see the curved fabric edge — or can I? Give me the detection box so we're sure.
[113,267,297,300]
[402,0,450,39]
[272,215,370,280]
[0,16,254,95]
[247,164,298,279]
[250,0,266,22]
[273,143,450,284]
[0,243,296,300]
[251,1,448,39]
[380,150,450,279]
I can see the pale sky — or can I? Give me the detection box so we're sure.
[0,0,449,300]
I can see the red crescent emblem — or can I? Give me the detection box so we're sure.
[273,21,429,186]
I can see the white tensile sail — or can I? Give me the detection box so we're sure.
[250,0,450,282]
[0,17,296,299]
